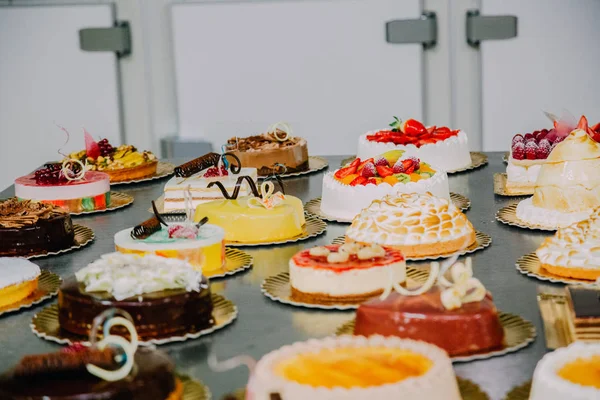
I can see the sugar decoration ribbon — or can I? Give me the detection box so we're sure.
[267,122,292,142]
[438,258,486,310]
[247,181,285,210]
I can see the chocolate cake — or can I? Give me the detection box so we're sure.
[354,286,505,356]
[58,275,214,340]
[0,347,181,400]
[0,198,74,257]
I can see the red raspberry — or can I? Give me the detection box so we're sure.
[360,162,376,178]
[537,138,551,159]
[536,129,549,141]
[553,135,567,145]
[525,141,538,160]
[511,134,524,146]
[512,142,525,160]
[374,157,389,167]
[392,159,405,173]
[523,133,534,141]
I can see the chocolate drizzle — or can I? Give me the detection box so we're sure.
[174,152,242,178]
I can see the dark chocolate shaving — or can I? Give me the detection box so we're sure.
[207,175,260,199]
[222,152,242,174]
[196,216,209,228]
[174,153,221,177]
[14,348,117,377]
[151,201,168,226]
[131,217,161,240]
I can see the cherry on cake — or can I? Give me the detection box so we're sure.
[321,151,449,221]
[289,244,406,304]
[357,117,471,172]
[247,335,462,400]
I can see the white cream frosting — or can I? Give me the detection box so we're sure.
[75,252,202,301]
[357,130,471,172]
[530,342,600,400]
[516,197,592,229]
[320,166,449,221]
[15,174,110,201]
[0,258,40,289]
[536,209,600,269]
[346,192,474,247]
[506,162,542,185]
[247,335,461,400]
[114,223,224,251]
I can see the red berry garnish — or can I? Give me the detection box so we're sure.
[512,142,525,160]
[537,138,551,159]
[360,162,376,178]
[407,157,420,171]
[349,176,368,186]
[523,133,534,141]
[553,135,567,145]
[62,342,87,354]
[375,165,394,177]
[374,157,389,167]
[203,166,228,178]
[366,177,377,185]
[511,135,524,146]
[392,159,405,173]
[525,141,538,160]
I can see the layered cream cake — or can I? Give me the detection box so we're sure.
[530,342,600,400]
[321,151,449,221]
[357,117,471,172]
[536,209,600,280]
[516,116,600,228]
[346,192,476,257]
[289,244,406,304]
[114,220,225,273]
[247,335,461,400]
[0,258,40,308]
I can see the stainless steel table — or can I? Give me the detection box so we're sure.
[0,153,555,400]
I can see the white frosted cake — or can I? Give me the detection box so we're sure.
[321,152,449,221]
[530,342,600,400]
[356,118,471,172]
[246,335,461,400]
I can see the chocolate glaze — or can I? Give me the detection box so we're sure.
[568,287,600,323]
[0,348,177,400]
[354,286,505,356]
[58,276,214,340]
[0,213,74,257]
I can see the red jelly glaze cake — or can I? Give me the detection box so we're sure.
[354,286,505,356]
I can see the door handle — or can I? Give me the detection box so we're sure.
[386,11,437,49]
[466,10,517,47]
[79,21,131,57]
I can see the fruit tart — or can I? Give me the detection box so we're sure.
[321,150,449,221]
[68,130,158,183]
[358,117,471,172]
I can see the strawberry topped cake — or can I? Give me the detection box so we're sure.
[321,150,449,221]
[358,117,471,172]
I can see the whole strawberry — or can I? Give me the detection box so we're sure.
[512,141,525,160]
[525,141,538,160]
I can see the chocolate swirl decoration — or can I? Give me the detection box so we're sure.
[207,175,262,199]
[174,152,242,178]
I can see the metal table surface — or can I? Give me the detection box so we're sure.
[0,153,554,400]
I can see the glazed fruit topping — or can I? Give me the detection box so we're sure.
[203,165,229,177]
[168,224,199,239]
[34,162,82,184]
[366,117,459,147]
[97,138,115,157]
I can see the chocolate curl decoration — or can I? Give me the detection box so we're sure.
[131,217,161,240]
[14,348,117,377]
[151,201,169,226]
[221,152,242,174]
[174,153,221,177]
[207,175,261,199]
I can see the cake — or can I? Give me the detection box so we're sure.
[530,342,600,400]
[357,117,471,172]
[194,176,306,243]
[164,152,257,211]
[0,312,183,400]
[246,335,461,400]
[289,244,406,304]
[566,286,600,328]
[226,122,309,176]
[67,130,158,182]
[0,198,75,257]
[345,192,476,258]
[354,257,505,357]
[516,116,600,228]
[58,252,214,340]
[14,162,111,213]
[536,209,600,280]
[0,258,40,308]
[114,215,225,273]
[321,151,449,221]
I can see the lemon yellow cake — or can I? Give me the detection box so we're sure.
[0,258,40,308]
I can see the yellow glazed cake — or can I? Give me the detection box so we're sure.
[0,258,40,308]
[247,335,461,400]
[345,192,476,257]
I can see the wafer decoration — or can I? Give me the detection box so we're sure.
[130,216,161,240]
[174,152,242,178]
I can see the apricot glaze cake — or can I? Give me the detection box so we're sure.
[0,258,40,308]
[536,209,600,280]
[530,342,600,400]
[58,253,214,340]
[246,335,461,400]
[226,122,309,176]
[516,116,600,228]
[345,192,476,258]
[0,198,75,257]
[68,130,158,182]
[289,244,406,304]
[354,257,505,357]
[357,117,471,171]
[321,150,449,221]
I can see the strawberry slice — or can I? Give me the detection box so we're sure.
[434,126,450,135]
[426,125,436,135]
[84,129,101,159]
[376,165,394,177]
[334,158,360,179]
[357,158,374,172]
[350,176,368,186]
[390,136,412,145]
[366,177,377,185]
[401,119,427,136]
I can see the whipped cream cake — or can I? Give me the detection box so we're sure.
[516,116,600,228]
[346,192,476,257]
[247,335,461,400]
[321,151,449,221]
[357,117,471,172]
[536,209,600,280]
[289,243,406,304]
[530,342,600,400]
